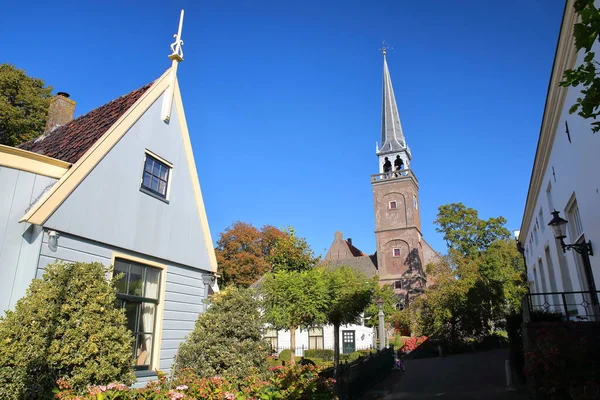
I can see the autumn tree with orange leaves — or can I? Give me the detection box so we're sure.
[215,222,287,287]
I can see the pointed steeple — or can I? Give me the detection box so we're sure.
[377,54,409,157]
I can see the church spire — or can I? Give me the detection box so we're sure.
[377,52,409,158]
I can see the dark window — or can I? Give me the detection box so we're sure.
[114,259,161,370]
[394,280,403,289]
[389,201,397,210]
[393,248,401,257]
[141,154,170,199]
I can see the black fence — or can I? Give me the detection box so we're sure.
[319,347,395,400]
[523,290,600,322]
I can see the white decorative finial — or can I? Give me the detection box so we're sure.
[380,40,393,56]
[169,10,185,61]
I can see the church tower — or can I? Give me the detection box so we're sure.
[371,50,426,302]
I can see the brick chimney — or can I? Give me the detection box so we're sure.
[44,92,75,134]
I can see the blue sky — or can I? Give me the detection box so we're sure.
[1,0,565,257]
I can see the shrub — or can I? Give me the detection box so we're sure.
[174,287,270,379]
[339,351,362,363]
[305,349,334,361]
[0,262,134,399]
[279,349,292,362]
[401,336,428,353]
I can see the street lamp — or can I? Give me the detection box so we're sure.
[376,298,385,351]
[547,210,593,256]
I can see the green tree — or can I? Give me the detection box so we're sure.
[561,0,600,132]
[215,222,286,287]
[0,64,53,146]
[267,227,320,273]
[0,262,134,399]
[363,280,397,328]
[174,287,270,379]
[261,269,330,365]
[324,266,373,374]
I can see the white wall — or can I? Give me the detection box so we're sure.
[274,324,375,356]
[522,36,600,301]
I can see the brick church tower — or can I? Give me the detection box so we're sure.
[371,50,428,302]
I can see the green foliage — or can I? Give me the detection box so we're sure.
[339,351,362,363]
[267,227,320,273]
[363,280,397,328]
[278,349,292,362]
[54,364,338,400]
[305,349,334,361]
[174,287,270,379]
[261,268,330,365]
[0,63,53,146]
[407,204,527,345]
[561,0,600,133]
[215,222,286,287]
[0,262,134,399]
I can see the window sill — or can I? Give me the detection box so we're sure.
[135,370,158,378]
[140,187,170,204]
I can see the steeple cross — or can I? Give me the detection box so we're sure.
[380,41,393,56]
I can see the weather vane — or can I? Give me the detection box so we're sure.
[380,40,393,56]
[169,10,185,61]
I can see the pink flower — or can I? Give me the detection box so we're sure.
[168,390,186,399]
[225,392,236,400]
[176,385,188,390]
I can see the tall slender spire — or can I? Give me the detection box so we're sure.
[378,53,407,155]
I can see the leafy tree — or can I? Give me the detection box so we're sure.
[324,266,373,374]
[261,269,330,365]
[363,280,397,328]
[215,222,286,287]
[267,227,320,273]
[0,63,53,146]
[174,287,270,379]
[561,0,600,132]
[0,262,134,399]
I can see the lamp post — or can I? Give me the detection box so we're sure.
[548,210,597,304]
[377,298,385,351]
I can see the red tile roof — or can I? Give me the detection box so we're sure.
[346,240,366,257]
[19,84,153,163]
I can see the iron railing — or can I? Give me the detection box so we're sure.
[370,169,418,183]
[522,290,600,322]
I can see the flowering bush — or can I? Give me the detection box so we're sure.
[54,364,338,399]
[400,336,428,353]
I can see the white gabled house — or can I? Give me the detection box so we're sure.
[0,11,217,384]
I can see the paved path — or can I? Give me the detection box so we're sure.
[360,349,528,400]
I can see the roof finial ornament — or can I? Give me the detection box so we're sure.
[169,9,185,62]
[380,40,393,56]
[161,9,185,122]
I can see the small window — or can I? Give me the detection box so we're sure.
[389,201,397,210]
[141,153,171,200]
[539,208,545,233]
[567,198,584,239]
[114,259,162,370]
[413,195,418,210]
[265,329,278,355]
[394,280,402,290]
[393,248,401,257]
[308,327,324,349]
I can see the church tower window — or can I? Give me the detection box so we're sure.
[389,201,397,209]
[393,248,401,257]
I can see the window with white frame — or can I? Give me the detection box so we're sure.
[567,199,584,240]
[546,182,554,212]
[392,248,401,257]
[413,195,418,209]
[308,327,324,349]
[539,208,545,232]
[265,329,278,354]
[389,201,397,210]
[533,226,539,246]
[113,259,161,370]
[141,152,171,200]
[394,280,403,290]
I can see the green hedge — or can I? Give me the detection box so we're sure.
[304,349,334,361]
[279,349,292,362]
[339,351,362,363]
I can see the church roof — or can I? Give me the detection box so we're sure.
[18,84,152,163]
[378,55,407,155]
[322,232,378,277]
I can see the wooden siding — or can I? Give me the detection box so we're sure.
[37,231,209,380]
[44,93,213,270]
[0,166,55,312]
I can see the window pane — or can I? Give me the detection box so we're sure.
[140,303,156,334]
[142,172,152,189]
[114,261,129,294]
[144,158,153,173]
[136,334,152,366]
[124,302,139,333]
[129,264,144,296]
[145,268,161,300]
[151,176,160,192]
[152,162,160,177]
[158,180,167,196]
[159,165,168,180]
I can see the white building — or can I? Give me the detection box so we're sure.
[518,0,600,319]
